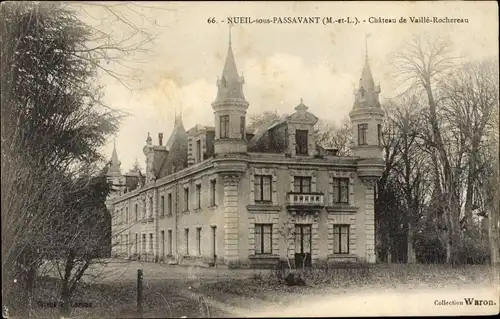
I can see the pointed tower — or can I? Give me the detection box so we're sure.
[349,36,385,264]
[211,25,249,154]
[162,110,188,175]
[106,139,125,196]
[349,36,384,160]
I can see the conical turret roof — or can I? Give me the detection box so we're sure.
[107,139,121,175]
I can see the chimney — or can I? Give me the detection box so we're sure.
[158,133,164,146]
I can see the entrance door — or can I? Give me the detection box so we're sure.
[294,224,312,268]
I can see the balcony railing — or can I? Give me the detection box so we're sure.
[286,192,324,207]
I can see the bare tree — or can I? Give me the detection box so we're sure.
[389,33,463,264]
[315,117,353,156]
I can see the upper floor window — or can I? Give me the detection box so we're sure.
[358,124,368,145]
[149,197,153,218]
[196,139,202,162]
[210,179,216,206]
[142,199,146,219]
[293,176,312,193]
[254,175,272,203]
[160,195,165,216]
[125,207,129,223]
[196,184,201,209]
[135,203,138,221]
[240,116,245,139]
[167,193,172,215]
[332,178,349,204]
[295,130,308,155]
[220,115,229,138]
[284,126,289,148]
[184,187,189,211]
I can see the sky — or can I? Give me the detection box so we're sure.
[73,1,499,172]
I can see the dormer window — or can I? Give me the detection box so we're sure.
[358,124,368,145]
[220,115,229,138]
[196,139,201,162]
[295,130,308,155]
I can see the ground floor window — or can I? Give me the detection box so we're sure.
[196,227,202,255]
[255,224,272,254]
[185,228,189,255]
[149,233,153,253]
[333,224,350,254]
[142,234,146,252]
[168,230,173,255]
[135,234,138,254]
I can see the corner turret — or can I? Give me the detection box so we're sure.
[349,35,385,183]
[211,25,249,155]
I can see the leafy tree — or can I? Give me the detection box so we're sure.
[47,170,112,317]
[1,2,120,315]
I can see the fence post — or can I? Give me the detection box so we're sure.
[137,269,143,317]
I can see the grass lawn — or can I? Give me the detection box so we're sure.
[189,264,499,311]
[28,263,498,318]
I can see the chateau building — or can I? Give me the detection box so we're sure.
[105,33,385,268]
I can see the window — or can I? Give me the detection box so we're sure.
[125,234,129,255]
[149,197,153,218]
[160,195,165,216]
[333,225,350,254]
[167,193,172,215]
[142,199,146,219]
[184,228,189,255]
[254,175,272,202]
[184,187,189,211]
[377,124,382,146]
[332,178,349,203]
[240,116,245,139]
[293,176,312,193]
[135,204,138,221]
[196,139,202,162]
[284,127,289,148]
[149,233,153,253]
[168,230,173,255]
[196,184,201,209]
[161,230,165,257]
[196,227,202,255]
[220,115,229,138]
[358,124,368,145]
[255,224,272,254]
[142,234,146,252]
[126,207,129,223]
[210,179,216,206]
[135,233,138,254]
[295,130,308,155]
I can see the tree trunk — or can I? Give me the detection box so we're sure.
[60,282,71,318]
[26,264,37,319]
[407,222,416,263]
[489,189,500,265]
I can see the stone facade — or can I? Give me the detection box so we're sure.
[105,34,385,268]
